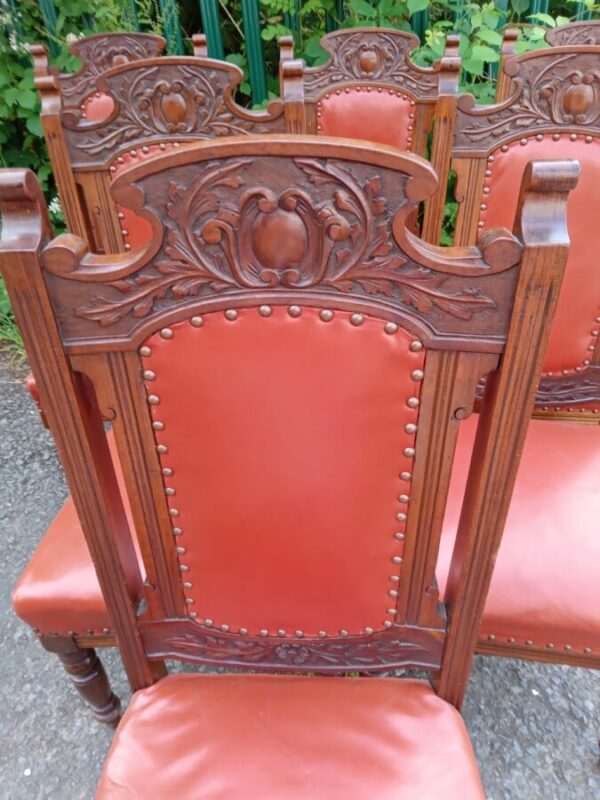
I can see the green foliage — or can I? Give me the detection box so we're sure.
[0,0,597,347]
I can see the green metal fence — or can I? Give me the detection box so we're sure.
[36,1,600,106]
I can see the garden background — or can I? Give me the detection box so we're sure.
[0,0,598,349]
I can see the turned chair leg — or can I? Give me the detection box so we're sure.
[41,636,121,725]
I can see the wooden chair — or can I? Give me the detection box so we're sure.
[33,32,287,255]
[279,28,461,243]
[1,137,572,790]
[13,29,460,711]
[434,45,600,669]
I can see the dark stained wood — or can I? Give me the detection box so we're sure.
[0,169,155,692]
[439,161,578,705]
[32,37,286,255]
[41,635,121,724]
[0,138,575,707]
[496,28,519,101]
[545,20,600,46]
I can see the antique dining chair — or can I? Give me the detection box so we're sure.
[32,31,287,255]
[1,137,573,790]
[12,28,461,716]
[434,45,600,669]
[279,28,461,243]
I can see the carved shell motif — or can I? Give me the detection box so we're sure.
[78,158,496,327]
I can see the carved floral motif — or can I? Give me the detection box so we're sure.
[60,34,165,110]
[141,624,442,671]
[65,64,284,157]
[458,53,600,144]
[77,158,496,326]
[303,31,437,97]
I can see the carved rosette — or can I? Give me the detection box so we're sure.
[63,64,285,159]
[303,31,437,98]
[60,34,165,110]
[456,51,600,147]
[75,157,497,327]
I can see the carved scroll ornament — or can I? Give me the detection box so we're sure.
[59,33,166,110]
[73,157,497,328]
[545,22,600,47]
[455,49,600,148]
[63,62,285,160]
[140,620,443,672]
[303,30,438,97]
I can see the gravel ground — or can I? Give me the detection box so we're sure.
[1,354,599,799]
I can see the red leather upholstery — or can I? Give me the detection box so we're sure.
[143,307,424,637]
[480,135,600,375]
[12,432,143,636]
[438,415,600,656]
[96,673,484,799]
[317,89,414,150]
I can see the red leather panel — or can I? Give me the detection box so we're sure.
[97,673,484,799]
[438,416,600,655]
[143,307,424,637]
[318,89,414,150]
[480,135,600,374]
[12,432,142,636]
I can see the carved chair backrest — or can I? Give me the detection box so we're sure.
[443,46,600,420]
[33,33,287,254]
[497,22,600,100]
[545,20,600,46]
[280,29,461,243]
[0,138,574,706]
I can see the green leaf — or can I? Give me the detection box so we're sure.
[461,57,485,76]
[348,0,377,17]
[527,12,556,26]
[225,53,245,67]
[3,87,20,108]
[476,28,503,46]
[18,91,38,111]
[510,0,529,14]
[26,115,43,137]
[407,0,429,13]
[471,44,500,62]
[304,36,329,64]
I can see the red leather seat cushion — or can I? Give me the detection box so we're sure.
[438,416,600,655]
[96,674,484,799]
[12,432,142,636]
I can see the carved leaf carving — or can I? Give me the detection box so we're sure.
[60,34,165,110]
[65,64,284,156]
[303,31,437,97]
[77,157,496,327]
[546,25,600,47]
[141,625,443,672]
[459,53,600,144]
